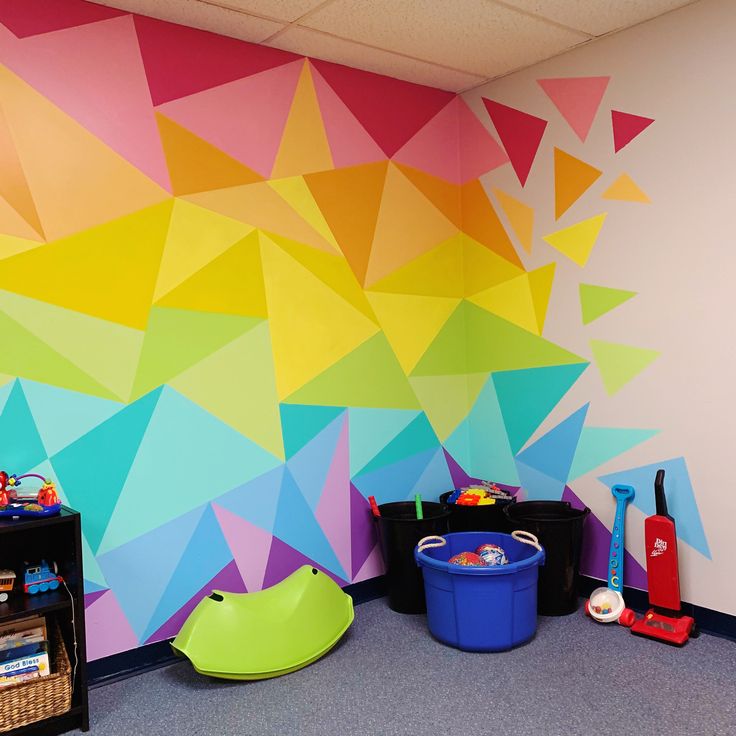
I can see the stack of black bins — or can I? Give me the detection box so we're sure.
[439,489,516,534]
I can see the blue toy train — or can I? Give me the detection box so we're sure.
[23,560,62,595]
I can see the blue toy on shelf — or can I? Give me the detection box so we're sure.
[24,561,62,595]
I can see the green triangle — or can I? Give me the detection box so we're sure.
[287,333,420,409]
[131,307,263,399]
[569,427,659,480]
[348,408,419,475]
[280,404,346,459]
[580,283,636,324]
[412,301,584,376]
[590,340,660,395]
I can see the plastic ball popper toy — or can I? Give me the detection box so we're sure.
[449,551,484,566]
[476,543,508,566]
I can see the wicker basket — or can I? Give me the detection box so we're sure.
[0,620,72,733]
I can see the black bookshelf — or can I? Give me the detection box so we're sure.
[0,507,89,734]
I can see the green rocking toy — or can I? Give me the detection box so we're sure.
[172,566,354,680]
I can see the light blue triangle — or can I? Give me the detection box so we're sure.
[50,388,163,554]
[83,580,107,595]
[361,413,438,475]
[444,421,471,482]
[410,448,453,500]
[98,387,281,555]
[598,457,710,559]
[492,363,588,453]
[81,533,107,589]
[273,469,347,580]
[516,404,589,483]
[144,504,232,640]
[0,378,15,415]
[212,465,284,534]
[287,413,345,510]
[352,448,437,506]
[348,407,419,476]
[20,379,123,457]
[280,403,345,459]
[0,381,48,473]
[570,427,659,480]
[97,505,205,639]
[515,460,566,501]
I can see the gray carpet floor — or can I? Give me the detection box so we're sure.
[78,598,735,736]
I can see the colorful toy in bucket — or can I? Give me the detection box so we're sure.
[476,543,508,566]
[0,473,62,518]
[448,551,484,566]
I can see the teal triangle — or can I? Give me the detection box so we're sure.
[569,427,659,480]
[98,387,282,555]
[273,468,347,579]
[444,421,472,481]
[144,504,232,640]
[21,379,123,457]
[516,460,565,501]
[360,414,438,475]
[598,458,710,559]
[352,448,438,506]
[81,533,107,589]
[516,404,588,483]
[492,363,589,453]
[212,465,284,534]
[348,407,420,476]
[280,404,345,459]
[0,381,47,473]
[50,388,162,554]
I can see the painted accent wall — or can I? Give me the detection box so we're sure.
[0,0,720,661]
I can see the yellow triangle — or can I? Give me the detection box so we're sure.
[0,233,43,260]
[528,262,556,334]
[268,177,339,252]
[469,273,539,334]
[365,163,458,287]
[463,234,526,297]
[271,61,333,178]
[156,230,267,317]
[0,65,168,241]
[492,188,534,254]
[367,233,464,298]
[154,199,254,300]
[554,148,603,220]
[260,233,379,398]
[366,292,460,373]
[186,180,337,255]
[0,201,173,329]
[602,173,651,203]
[542,213,607,267]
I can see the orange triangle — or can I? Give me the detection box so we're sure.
[304,161,388,285]
[460,180,522,267]
[156,113,263,196]
[554,148,602,220]
[394,162,462,228]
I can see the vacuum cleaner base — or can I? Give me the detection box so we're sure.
[630,608,695,646]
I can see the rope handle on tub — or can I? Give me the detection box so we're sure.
[511,530,542,551]
[417,535,447,553]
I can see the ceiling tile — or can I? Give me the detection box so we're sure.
[299,0,589,78]
[204,0,331,23]
[267,26,487,91]
[94,0,284,42]
[500,0,697,36]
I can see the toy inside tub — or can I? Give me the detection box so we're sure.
[0,472,62,518]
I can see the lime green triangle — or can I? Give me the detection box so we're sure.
[580,283,636,324]
[287,333,420,409]
[409,373,486,441]
[0,290,143,401]
[590,340,660,395]
[170,322,284,460]
[569,426,659,480]
[132,307,262,399]
[0,309,117,399]
[412,301,584,376]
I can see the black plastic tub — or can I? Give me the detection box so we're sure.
[439,491,516,534]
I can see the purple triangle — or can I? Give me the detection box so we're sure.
[144,560,246,644]
[350,482,378,579]
[84,589,108,608]
[263,536,348,590]
[563,486,647,590]
[442,449,520,496]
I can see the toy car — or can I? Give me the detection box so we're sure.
[0,570,15,603]
[24,561,62,595]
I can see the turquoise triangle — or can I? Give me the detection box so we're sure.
[280,403,345,459]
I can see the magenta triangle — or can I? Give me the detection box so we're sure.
[611,110,655,153]
[263,536,348,590]
[350,483,378,579]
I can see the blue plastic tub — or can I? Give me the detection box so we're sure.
[414,531,545,652]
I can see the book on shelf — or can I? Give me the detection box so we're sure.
[0,615,51,686]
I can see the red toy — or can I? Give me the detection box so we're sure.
[630,469,697,645]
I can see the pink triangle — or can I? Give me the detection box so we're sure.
[263,536,347,590]
[144,560,247,644]
[85,590,139,661]
[311,59,454,158]
[133,15,299,106]
[0,16,170,190]
[0,0,126,39]
[537,76,610,142]
[350,483,378,579]
[458,98,509,183]
[353,542,384,583]
[482,98,547,186]
[311,63,385,168]
[612,110,655,152]
[213,503,272,593]
[157,59,303,177]
[315,415,351,577]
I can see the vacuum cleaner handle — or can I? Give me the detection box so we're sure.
[654,469,672,520]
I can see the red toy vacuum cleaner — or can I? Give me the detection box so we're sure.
[630,469,697,645]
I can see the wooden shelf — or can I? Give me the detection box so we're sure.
[0,589,72,624]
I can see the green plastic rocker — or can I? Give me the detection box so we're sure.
[171,565,354,680]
